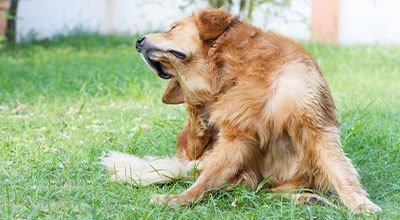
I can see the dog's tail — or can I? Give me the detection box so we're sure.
[100,151,195,186]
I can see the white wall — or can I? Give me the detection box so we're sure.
[102,0,203,34]
[17,0,108,39]
[16,0,309,41]
[16,0,400,44]
[339,0,400,44]
[16,0,203,40]
[252,0,311,40]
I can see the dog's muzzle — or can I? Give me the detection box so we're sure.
[135,36,173,80]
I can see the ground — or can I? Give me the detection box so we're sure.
[0,34,399,219]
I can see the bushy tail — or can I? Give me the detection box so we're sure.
[100,151,195,186]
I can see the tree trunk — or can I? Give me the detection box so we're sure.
[6,0,19,46]
[246,0,254,19]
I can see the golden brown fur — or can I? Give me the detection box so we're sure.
[139,9,381,212]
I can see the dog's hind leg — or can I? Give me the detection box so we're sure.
[152,135,258,208]
[302,127,381,213]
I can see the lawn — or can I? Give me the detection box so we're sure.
[0,34,399,219]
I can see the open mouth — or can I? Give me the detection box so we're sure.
[140,50,173,80]
[138,47,187,80]
[147,57,173,79]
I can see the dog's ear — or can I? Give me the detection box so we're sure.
[162,79,184,104]
[195,9,235,41]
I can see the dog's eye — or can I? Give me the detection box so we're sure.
[169,25,178,31]
[169,50,186,60]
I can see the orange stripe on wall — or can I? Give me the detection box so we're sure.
[311,0,340,43]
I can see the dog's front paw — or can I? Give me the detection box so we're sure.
[151,194,191,208]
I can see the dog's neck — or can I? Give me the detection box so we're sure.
[181,20,253,106]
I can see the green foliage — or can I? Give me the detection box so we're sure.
[0,36,5,49]
[0,34,399,219]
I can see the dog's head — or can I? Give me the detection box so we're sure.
[136,9,237,103]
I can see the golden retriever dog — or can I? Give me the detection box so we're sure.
[102,9,381,213]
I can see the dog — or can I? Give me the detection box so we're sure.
[102,9,381,213]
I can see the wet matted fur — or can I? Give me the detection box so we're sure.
[102,9,381,213]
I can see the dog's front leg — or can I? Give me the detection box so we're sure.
[176,121,211,161]
[153,135,253,208]
[180,105,213,160]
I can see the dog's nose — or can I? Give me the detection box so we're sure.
[137,36,146,45]
[136,36,146,52]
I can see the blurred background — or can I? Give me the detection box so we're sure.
[1,0,400,45]
[0,1,399,219]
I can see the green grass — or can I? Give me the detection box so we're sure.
[0,34,399,219]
